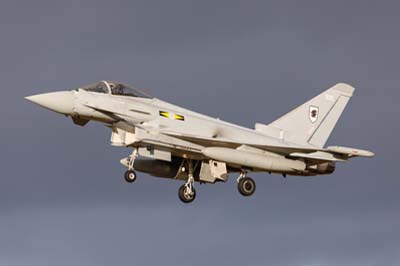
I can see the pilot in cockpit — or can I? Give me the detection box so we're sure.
[82,81,152,99]
[112,83,124,96]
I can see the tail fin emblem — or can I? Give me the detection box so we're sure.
[309,106,319,123]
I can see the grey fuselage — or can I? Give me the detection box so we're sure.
[25,81,374,182]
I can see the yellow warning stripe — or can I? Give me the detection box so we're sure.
[159,111,170,118]
[174,114,185,121]
[159,111,185,121]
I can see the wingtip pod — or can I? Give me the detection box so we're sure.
[327,146,375,158]
[366,151,376,158]
[332,83,355,97]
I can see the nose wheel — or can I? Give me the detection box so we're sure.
[237,171,256,197]
[178,159,196,204]
[178,184,196,203]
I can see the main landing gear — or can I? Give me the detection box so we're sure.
[178,159,196,204]
[124,148,138,183]
[124,170,137,183]
[237,171,256,197]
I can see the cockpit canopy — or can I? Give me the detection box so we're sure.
[82,81,152,99]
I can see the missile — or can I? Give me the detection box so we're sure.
[202,147,306,173]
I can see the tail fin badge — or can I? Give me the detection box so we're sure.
[309,106,319,123]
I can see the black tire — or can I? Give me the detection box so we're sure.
[124,170,137,183]
[238,177,256,197]
[178,184,196,203]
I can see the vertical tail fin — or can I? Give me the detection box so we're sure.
[267,83,355,148]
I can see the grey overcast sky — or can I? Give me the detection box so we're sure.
[1,0,399,265]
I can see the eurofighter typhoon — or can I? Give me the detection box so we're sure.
[26,81,374,203]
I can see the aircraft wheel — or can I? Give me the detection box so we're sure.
[238,177,256,197]
[178,184,196,203]
[124,170,137,183]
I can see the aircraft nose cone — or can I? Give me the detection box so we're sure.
[25,91,74,115]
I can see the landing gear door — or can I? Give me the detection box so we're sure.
[110,123,137,146]
[199,160,228,183]
[210,160,228,182]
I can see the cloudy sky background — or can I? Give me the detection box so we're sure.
[0,0,399,265]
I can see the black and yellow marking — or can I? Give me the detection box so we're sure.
[159,111,185,121]
[159,111,170,118]
[174,114,185,121]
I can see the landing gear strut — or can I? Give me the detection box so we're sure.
[237,170,256,197]
[178,159,196,203]
[124,148,138,183]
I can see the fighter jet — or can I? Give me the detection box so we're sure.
[26,81,374,203]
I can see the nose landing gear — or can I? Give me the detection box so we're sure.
[178,159,196,204]
[178,183,196,203]
[124,148,138,183]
